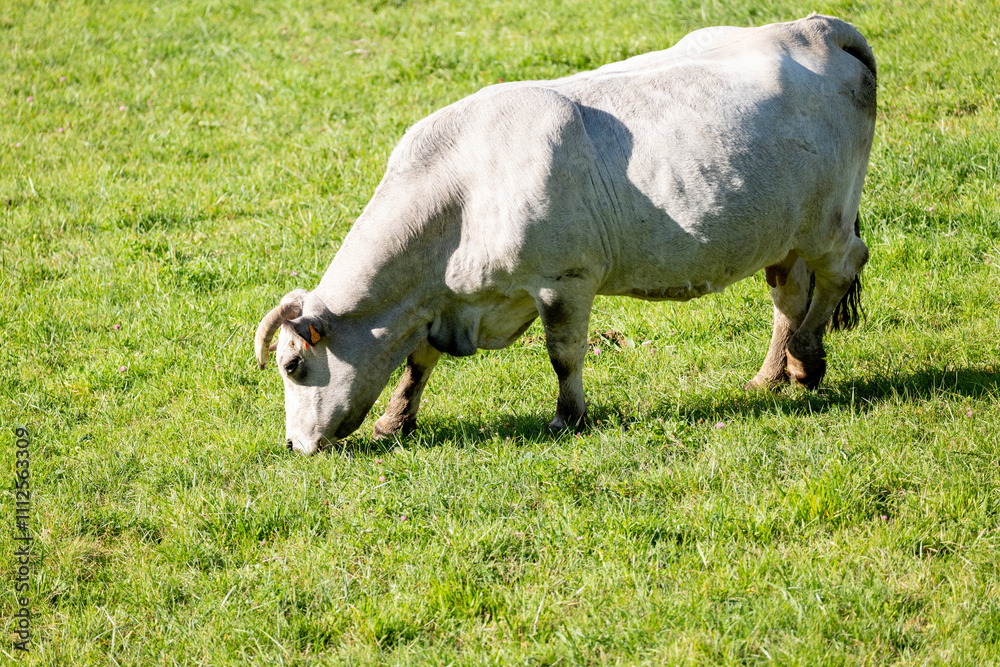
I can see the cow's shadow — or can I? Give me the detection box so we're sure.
[667,365,999,425]
[347,364,999,455]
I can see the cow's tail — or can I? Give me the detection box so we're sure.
[828,213,864,332]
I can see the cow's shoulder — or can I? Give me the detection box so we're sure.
[390,83,583,168]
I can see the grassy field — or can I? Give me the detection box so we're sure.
[2,0,999,663]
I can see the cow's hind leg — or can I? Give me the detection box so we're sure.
[373,338,442,439]
[536,287,594,431]
[747,253,812,390]
[786,235,869,389]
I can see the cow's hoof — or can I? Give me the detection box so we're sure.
[547,417,566,432]
[786,351,825,390]
[372,415,416,440]
[744,372,788,391]
[547,411,587,432]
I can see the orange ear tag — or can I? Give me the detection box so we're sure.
[309,325,321,344]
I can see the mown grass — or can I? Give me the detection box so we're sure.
[2,0,999,664]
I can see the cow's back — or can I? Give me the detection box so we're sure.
[541,14,877,299]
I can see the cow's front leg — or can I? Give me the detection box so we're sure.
[747,254,812,390]
[536,288,594,431]
[373,338,442,439]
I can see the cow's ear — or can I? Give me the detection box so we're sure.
[287,317,324,348]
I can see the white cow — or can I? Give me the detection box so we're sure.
[255,15,876,455]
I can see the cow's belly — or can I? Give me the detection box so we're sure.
[616,280,724,301]
[599,233,788,302]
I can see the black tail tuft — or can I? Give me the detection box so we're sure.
[828,214,864,332]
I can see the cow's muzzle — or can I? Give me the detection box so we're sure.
[285,436,334,456]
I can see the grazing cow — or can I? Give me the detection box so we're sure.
[255,14,876,455]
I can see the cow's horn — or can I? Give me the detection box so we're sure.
[254,290,307,369]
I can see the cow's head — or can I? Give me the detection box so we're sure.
[254,289,414,455]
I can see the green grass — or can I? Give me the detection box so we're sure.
[2,0,999,663]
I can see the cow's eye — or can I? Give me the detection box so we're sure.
[284,357,301,376]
